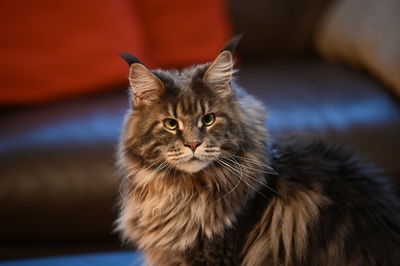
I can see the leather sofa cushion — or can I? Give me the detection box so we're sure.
[240,60,400,181]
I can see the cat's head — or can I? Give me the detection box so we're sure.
[120,36,256,174]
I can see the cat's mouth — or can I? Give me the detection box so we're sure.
[173,156,210,173]
[167,149,220,173]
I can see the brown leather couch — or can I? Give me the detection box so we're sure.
[1,0,399,260]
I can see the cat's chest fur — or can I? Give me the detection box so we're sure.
[118,168,252,262]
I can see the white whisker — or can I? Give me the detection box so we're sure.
[212,159,243,204]
[222,157,286,198]
[216,158,269,200]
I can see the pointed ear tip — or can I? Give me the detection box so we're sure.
[119,52,144,66]
[221,34,243,53]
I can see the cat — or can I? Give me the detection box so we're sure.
[116,36,400,266]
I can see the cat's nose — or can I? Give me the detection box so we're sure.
[184,141,202,152]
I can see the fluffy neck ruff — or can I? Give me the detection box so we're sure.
[117,86,269,264]
[117,150,269,254]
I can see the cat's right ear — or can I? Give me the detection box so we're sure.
[203,35,242,92]
[120,53,164,105]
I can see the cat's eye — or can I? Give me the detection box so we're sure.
[163,118,178,130]
[201,113,215,126]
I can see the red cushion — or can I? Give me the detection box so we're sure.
[0,0,232,105]
[136,0,232,68]
[0,0,149,105]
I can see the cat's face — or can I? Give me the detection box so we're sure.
[122,50,245,173]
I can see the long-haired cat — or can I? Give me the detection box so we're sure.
[116,36,400,265]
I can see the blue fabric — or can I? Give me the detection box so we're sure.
[0,111,124,155]
[0,251,143,266]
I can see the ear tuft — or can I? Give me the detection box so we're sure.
[128,63,164,105]
[119,52,144,66]
[203,50,234,89]
[220,34,243,53]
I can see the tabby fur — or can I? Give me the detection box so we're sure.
[116,37,400,265]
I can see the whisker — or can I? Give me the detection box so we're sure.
[243,172,286,198]
[226,154,280,174]
[212,159,243,204]
[216,158,269,200]
[223,157,279,176]
[241,177,269,200]
[219,158,270,200]
[209,161,222,193]
[223,157,286,198]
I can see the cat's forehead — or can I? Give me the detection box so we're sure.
[154,64,206,91]
[147,63,226,117]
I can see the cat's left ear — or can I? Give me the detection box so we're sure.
[120,52,164,105]
[203,35,242,90]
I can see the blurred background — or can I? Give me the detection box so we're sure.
[1,0,399,263]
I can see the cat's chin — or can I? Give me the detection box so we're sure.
[174,159,210,173]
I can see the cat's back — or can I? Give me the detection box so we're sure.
[248,138,400,265]
[270,138,400,212]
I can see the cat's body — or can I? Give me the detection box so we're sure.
[117,38,400,265]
